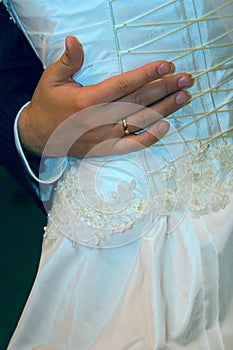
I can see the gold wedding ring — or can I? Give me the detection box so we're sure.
[122,118,130,135]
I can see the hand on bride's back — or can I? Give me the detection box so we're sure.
[18,36,193,158]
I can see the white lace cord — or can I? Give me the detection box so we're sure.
[114,0,233,54]
[110,0,233,165]
[114,0,178,30]
[168,98,233,137]
[168,49,233,126]
[147,125,233,177]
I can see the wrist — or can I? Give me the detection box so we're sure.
[17,102,42,156]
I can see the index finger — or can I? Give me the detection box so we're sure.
[83,61,175,105]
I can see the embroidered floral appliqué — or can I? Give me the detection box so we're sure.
[44,141,233,247]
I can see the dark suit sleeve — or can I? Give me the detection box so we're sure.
[0,3,45,209]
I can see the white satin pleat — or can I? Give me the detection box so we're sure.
[8,200,233,349]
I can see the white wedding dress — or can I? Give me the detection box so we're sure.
[4,0,233,349]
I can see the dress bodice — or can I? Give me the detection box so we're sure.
[4,0,233,142]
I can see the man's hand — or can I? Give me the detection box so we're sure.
[18,36,193,158]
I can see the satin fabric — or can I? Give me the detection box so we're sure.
[7,207,233,349]
[5,0,233,348]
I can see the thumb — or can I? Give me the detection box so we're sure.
[53,36,84,81]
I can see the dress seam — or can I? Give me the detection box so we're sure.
[107,0,123,74]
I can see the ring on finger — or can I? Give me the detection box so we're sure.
[122,118,130,135]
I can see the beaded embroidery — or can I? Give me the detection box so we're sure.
[44,140,233,247]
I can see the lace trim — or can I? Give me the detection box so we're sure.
[44,176,151,248]
[151,140,233,215]
[44,140,233,247]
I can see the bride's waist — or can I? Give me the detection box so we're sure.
[52,138,233,213]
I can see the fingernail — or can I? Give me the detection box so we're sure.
[178,76,189,88]
[175,91,192,105]
[158,121,170,135]
[178,74,195,88]
[157,63,172,76]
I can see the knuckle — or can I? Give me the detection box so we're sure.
[134,93,145,106]
[136,111,147,129]
[143,66,154,82]
[147,135,158,146]
[60,53,71,67]
[144,132,158,147]
[116,78,131,94]
[163,80,170,96]
[159,106,169,118]
[161,100,173,117]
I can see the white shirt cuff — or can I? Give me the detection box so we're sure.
[14,102,68,184]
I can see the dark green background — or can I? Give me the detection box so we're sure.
[0,166,45,349]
